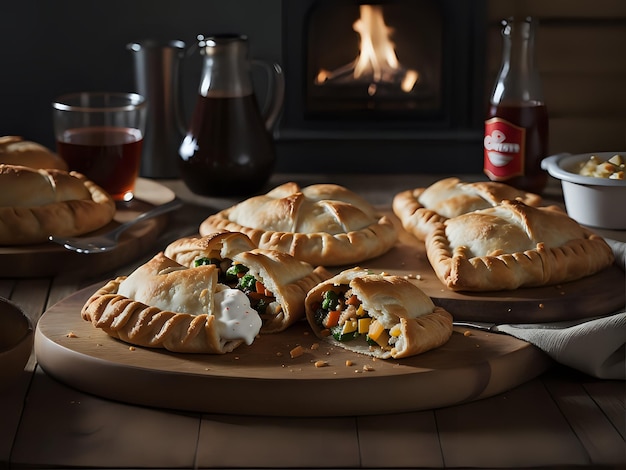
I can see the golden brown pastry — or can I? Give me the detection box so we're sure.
[425,199,615,291]
[164,231,257,268]
[81,252,263,353]
[199,182,398,266]
[304,267,453,359]
[393,177,542,241]
[0,136,68,170]
[0,164,115,245]
[165,232,333,333]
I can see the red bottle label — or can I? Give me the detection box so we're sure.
[484,117,526,181]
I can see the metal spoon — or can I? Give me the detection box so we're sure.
[48,198,184,254]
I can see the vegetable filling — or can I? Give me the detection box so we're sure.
[194,257,282,321]
[313,288,400,351]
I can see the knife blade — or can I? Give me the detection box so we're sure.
[453,321,501,332]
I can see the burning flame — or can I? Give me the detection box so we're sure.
[315,4,419,95]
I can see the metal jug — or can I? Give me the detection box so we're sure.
[127,39,187,178]
[178,34,284,197]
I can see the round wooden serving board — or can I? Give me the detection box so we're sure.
[0,179,175,278]
[35,284,552,417]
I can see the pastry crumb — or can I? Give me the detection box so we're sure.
[345,360,354,367]
[463,330,472,337]
[66,331,77,338]
[129,346,136,351]
[310,342,320,350]
[362,364,375,372]
[314,360,329,368]
[290,345,304,358]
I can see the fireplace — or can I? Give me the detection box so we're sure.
[308,2,443,119]
[276,0,487,174]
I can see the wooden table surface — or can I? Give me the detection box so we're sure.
[1,174,624,469]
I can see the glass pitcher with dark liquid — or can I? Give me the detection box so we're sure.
[178,34,284,197]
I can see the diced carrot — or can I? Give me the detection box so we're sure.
[254,280,274,298]
[247,291,266,301]
[346,294,360,306]
[323,310,341,328]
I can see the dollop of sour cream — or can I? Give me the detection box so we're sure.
[213,288,262,345]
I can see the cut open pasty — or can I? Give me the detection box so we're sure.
[165,232,333,333]
[199,182,398,266]
[393,177,542,241]
[304,267,453,359]
[81,252,263,353]
[425,199,615,291]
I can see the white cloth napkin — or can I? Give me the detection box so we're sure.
[497,238,626,380]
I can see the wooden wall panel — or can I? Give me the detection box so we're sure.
[487,0,626,154]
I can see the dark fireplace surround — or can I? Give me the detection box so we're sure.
[276,0,487,174]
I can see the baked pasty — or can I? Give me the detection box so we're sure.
[165,232,333,333]
[426,199,615,291]
[0,136,68,170]
[0,164,115,245]
[82,252,262,353]
[164,231,257,269]
[393,177,542,241]
[199,182,398,266]
[304,267,453,359]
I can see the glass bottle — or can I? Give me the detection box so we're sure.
[484,17,549,194]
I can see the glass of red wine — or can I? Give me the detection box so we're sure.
[52,92,147,202]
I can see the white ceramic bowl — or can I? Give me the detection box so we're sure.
[541,152,626,230]
[0,297,33,391]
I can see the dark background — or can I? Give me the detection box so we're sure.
[2,0,491,175]
[3,1,623,175]
[1,0,282,153]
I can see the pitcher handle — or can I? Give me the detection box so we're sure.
[252,60,285,132]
